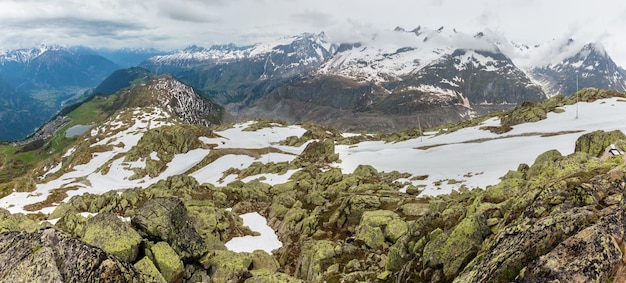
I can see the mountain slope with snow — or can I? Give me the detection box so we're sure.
[1,85,625,282]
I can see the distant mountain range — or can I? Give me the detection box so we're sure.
[1,27,626,140]
[139,28,626,131]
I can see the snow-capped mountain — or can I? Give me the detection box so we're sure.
[141,32,333,78]
[530,43,626,96]
[139,28,556,131]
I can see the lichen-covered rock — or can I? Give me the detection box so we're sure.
[0,212,41,233]
[132,197,208,260]
[245,272,305,283]
[251,250,280,272]
[329,195,381,230]
[355,224,385,249]
[201,250,253,283]
[82,212,142,262]
[186,199,238,243]
[0,228,140,282]
[357,210,407,243]
[422,213,490,281]
[517,212,624,282]
[293,139,338,166]
[385,218,408,243]
[359,210,398,227]
[574,130,626,157]
[456,208,594,282]
[134,256,167,283]
[151,241,184,283]
[295,240,338,282]
[54,212,88,237]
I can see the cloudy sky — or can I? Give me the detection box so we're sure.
[1,0,626,63]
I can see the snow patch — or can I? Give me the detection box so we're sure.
[225,212,282,253]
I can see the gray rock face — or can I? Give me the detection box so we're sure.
[132,197,208,261]
[0,228,140,282]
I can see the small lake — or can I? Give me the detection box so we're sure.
[66,124,93,138]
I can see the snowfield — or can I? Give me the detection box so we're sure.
[0,118,309,214]
[2,98,626,215]
[336,97,626,195]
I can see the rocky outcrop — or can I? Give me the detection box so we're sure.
[518,211,625,282]
[0,228,140,282]
[8,122,626,282]
[132,197,208,261]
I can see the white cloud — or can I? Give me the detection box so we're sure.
[0,0,625,65]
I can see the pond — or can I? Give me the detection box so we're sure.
[65,124,93,138]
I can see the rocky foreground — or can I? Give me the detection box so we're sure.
[0,128,625,282]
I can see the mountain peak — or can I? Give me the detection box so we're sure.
[121,75,224,127]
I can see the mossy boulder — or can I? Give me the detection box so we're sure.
[329,195,381,230]
[355,224,385,249]
[54,212,88,237]
[0,212,40,233]
[357,210,407,243]
[132,197,208,260]
[385,219,408,243]
[201,250,253,283]
[245,272,305,282]
[295,240,338,282]
[134,256,167,283]
[251,250,280,272]
[423,213,490,280]
[151,241,184,283]
[575,130,626,157]
[0,229,140,282]
[293,139,338,166]
[81,213,142,262]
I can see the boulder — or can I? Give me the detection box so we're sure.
[0,212,40,233]
[423,213,490,280]
[357,210,407,243]
[329,195,381,230]
[134,257,167,283]
[355,224,385,249]
[251,250,280,272]
[151,241,184,283]
[245,272,305,282]
[132,197,208,260]
[385,219,408,243]
[575,130,626,157]
[0,228,140,282]
[295,240,338,282]
[201,250,253,283]
[81,213,142,262]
